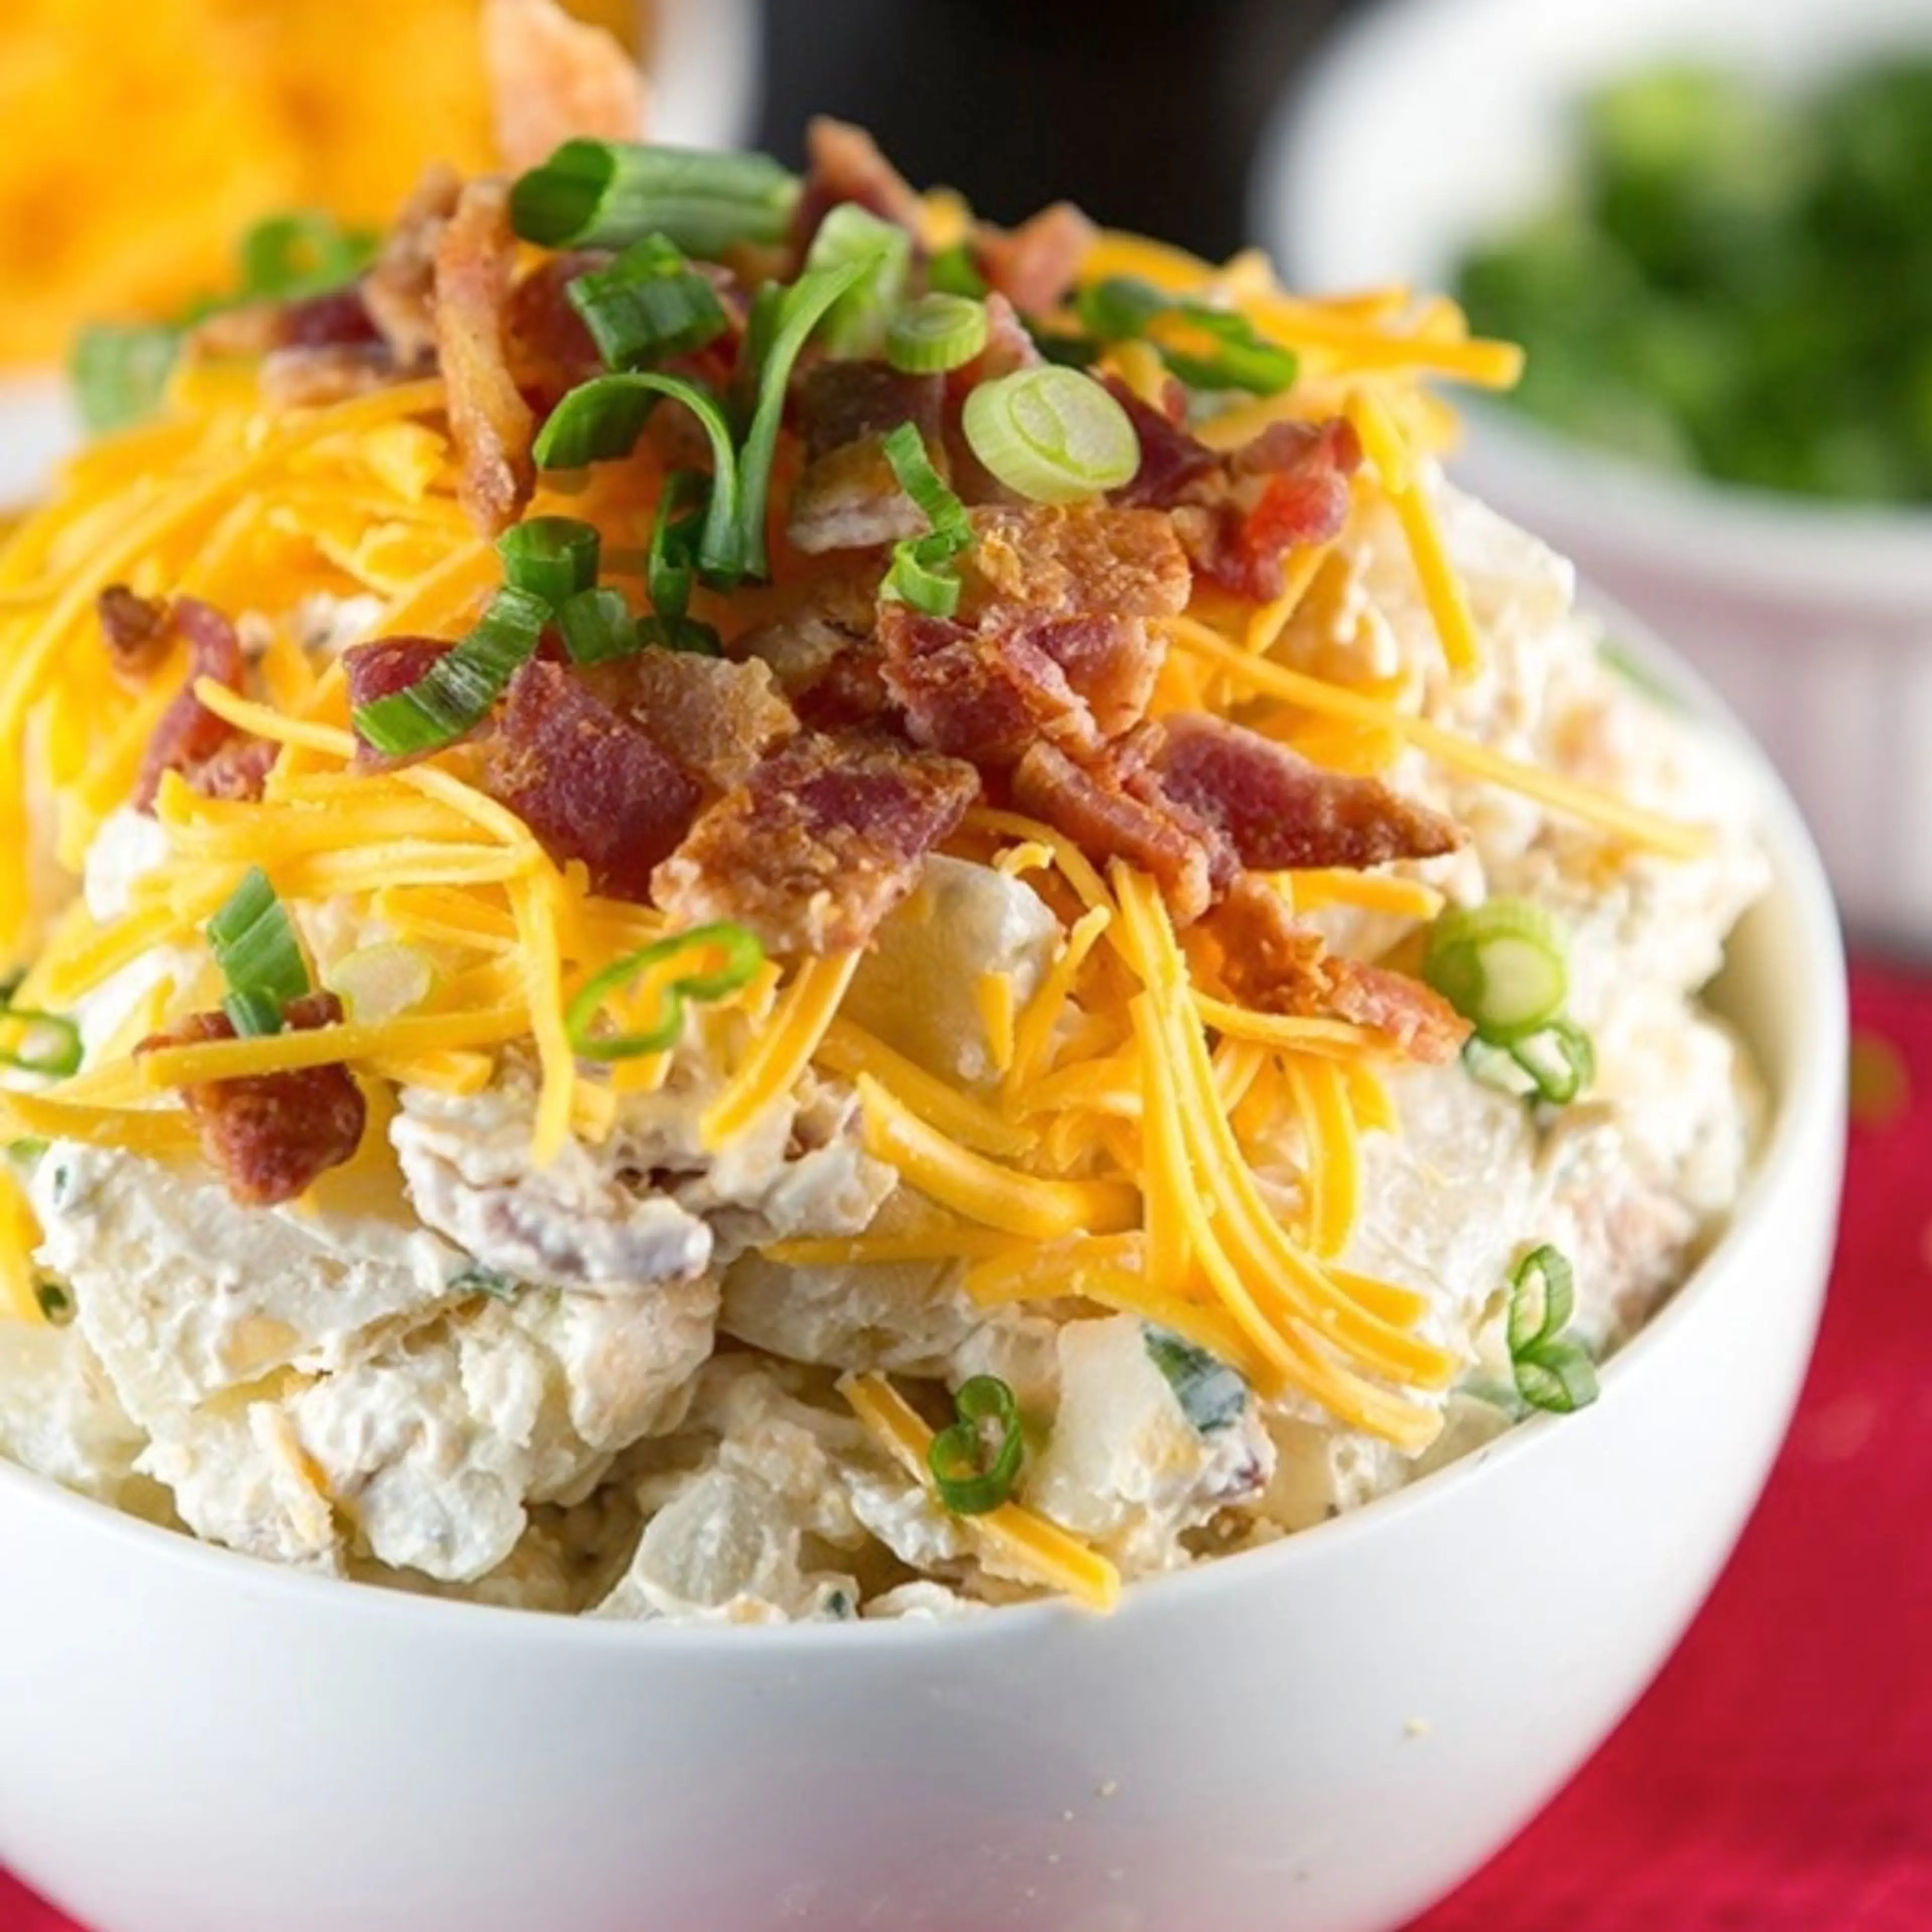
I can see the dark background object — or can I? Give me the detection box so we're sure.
[753,0,1350,252]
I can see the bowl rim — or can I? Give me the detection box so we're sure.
[1248,0,1932,615]
[0,599,1848,1651]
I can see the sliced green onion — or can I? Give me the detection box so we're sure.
[558,586,639,665]
[70,323,183,436]
[1463,1017,1595,1107]
[207,866,309,1037]
[34,1279,74,1327]
[928,1374,1025,1515]
[0,1007,83,1080]
[509,140,801,255]
[6,1137,50,1164]
[1076,275,1299,396]
[887,293,988,374]
[567,235,729,370]
[729,256,880,579]
[636,468,721,653]
[449,1265,519,1303]
[351,585,553,758]
[1510,1019,1596,1105]
[565,923,765,1062]
[1506,1245,1576,1355]
[927,243,988,299]
[1513,1345,1599,1414]
[324,941,437,1022]
[1505,1244,1600,1415]
[1423,899,1569,1042]
[1144,1327,1249,1434]
[236,211,378,303]
[806,204,912,357]
[878,420,974,617]
[496,516,602,612]
[961,365,1142,504]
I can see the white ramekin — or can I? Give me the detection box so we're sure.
[1254,0,1932,950]
[0,608,1846,1932]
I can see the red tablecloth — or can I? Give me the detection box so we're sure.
[5,967,1928,1932]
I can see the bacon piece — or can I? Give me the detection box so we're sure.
[581,651,796,790]
[877,604,1094,766]
[259,344,401,410]
[965,293,1043,383]
[1106,377,1221,510]
[189,286,385,363]
[1214,875,1467,1064]
[1174,418,1361,602]
[504,249,610,409]
[135,598,248,811]
[1150,714,1462,873]
[653,733,977,955]
[485,661,701,901]
[97,586,171,679]
[734,568,894,732]
[1012,740,1215,924]
[792,118,925,261]
[435,180,537,536]
[364,164,462,366]
[190,737,278,804]
[790,363,945,554]
[1320,955,1469,1064]
[344,636,452,770]
[959,503,1191,625]
[143,993,368,1209]
[974,202,1095,317]
[484,0,647,174]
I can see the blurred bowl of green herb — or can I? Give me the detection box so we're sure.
[1258,0,1932,947]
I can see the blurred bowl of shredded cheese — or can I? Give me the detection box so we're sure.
[0,0,760,504]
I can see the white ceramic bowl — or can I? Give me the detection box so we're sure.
[0,0,763,515]
[0,610,1845,1932]
[1256,0,1932,950]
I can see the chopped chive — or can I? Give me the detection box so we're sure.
[927,243,989,299]
[70,323,184,436]
[805,203,912,358]
[34,1279,74,1327]
[1076,275,1298,396]
[1505,1244,1600,1415]
[558,586,639,665]
[878,421,974,618]
[1144,1327,1249,1434]
[0,1007,83,1080]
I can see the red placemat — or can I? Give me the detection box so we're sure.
[5,965,1927,1932]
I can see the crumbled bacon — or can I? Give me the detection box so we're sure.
[484,0,647,175]
[974,202,1096,317]
[435,180,537,536]
[789,363,946,553]
[364,164,462,366]
[485,661,701,901]
[505,249,610,408]
[1012,740,1216,924]
[1150,714,1462,873]
[963,293,1043,384]
[1174,418,1362,602]
[653,732,977,955]
[142,992,367,1208]
[135,598,249,811]
[1106,378,1221,510]
[581,651,796,790]
[97,586,171,679]
[1214,876,1467,1064]
[259,344,401,411]
[734,568,894,732]
[188,736,278,804]
[791,118,925,261]
[877,604,1095,766]
[958,503,1191,625]
[344,636,451,769]
[189,286,384,363]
